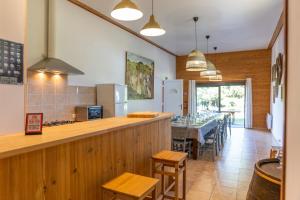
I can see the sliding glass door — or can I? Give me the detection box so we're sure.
[196,86,219,112]
[196,82,245,127]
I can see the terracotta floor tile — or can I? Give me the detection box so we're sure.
[185,128,272,200]
[187,190,212,200]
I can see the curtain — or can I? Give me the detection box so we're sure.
[245,78,253,128]
[188,80,197,115]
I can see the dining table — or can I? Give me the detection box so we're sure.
[171,113,224,159]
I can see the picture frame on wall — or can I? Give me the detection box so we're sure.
[125,52,154,100]
[0,38,24,85]
[25,113,43,135]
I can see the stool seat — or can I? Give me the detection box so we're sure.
[152,150,187,163]
[102,172,159,199]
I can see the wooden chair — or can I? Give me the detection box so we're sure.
[200,126,220,161]
[228,113,232,136]
[152,150,188,200]
[171,127,193,157]
[219,114,229,148]
[102,172,159,200]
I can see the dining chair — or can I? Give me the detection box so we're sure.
[228,113,232,136]
[220,114,229,148]
[199,125,220,161]
[172,127,193,157]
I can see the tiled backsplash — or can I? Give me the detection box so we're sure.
[26,72,96,122]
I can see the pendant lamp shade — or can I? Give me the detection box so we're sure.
[186,50,207,71]
[200,60,217,76]
[111,0,143,21]
[186,17,207,71]
[140,0,165,37]
[209,71,222,81]
[140,15,166,36]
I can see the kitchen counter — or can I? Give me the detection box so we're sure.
[0,112,172,200]
[0,112,172,159]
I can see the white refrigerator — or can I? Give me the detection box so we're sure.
[97,84,128,118]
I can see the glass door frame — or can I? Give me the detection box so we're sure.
[196,81,246,127]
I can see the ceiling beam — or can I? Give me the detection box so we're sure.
[68,0,177,57]
[268,11,285,49]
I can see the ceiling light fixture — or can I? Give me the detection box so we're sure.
[186,17,207,71]
[209,73,222,81]
[209,46,222,81]
[111,0,143,21]
[200,35,217,77]
[140,0,165,36]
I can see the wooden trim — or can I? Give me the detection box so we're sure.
[196,80,246,86]
[282,0,288,199]
[67,0,177,57]
[268,11,285,49]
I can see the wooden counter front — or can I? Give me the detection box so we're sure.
[0,113,172,200]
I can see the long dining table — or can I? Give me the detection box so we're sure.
[171,114,224,159]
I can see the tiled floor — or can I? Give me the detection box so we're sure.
[185,128,274,200]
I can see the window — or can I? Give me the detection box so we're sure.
[196,82,245,127]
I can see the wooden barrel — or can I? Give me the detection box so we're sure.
[247,158,282,200]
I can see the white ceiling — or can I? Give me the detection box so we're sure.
[80,0,283,56]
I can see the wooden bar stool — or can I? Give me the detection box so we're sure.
[152,150,188,200]
[102,172,159,200]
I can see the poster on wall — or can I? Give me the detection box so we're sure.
[125,52,154,100]
[0,38,24,85]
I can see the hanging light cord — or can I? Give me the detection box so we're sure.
[152,0,154,15]
[206,37,209,54]
[214,47,217,63]
[194,20,198,50]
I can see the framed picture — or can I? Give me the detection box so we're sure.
[276,53,283,85]
[0,38,24,85]
[272,64,277,82]
[126,52,154,100]
[25,113,43,135]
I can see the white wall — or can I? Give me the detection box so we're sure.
[286,0,300,199]
[50,0,176,112]
[0,0,26,134]
[271,28,285,145]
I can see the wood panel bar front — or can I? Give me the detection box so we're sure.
[0,114,172,200]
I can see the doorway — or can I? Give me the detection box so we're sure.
[163,80,183,116]
[196,82,245,127]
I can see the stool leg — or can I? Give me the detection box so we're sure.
[161,164,165,196]
[175,164,179,200]
[152,187,157,200]
[183,159,187,200]
[152,160,160,199]
[152,160,155,178]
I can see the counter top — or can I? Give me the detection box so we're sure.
[0,112,172,159]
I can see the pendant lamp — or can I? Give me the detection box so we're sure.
[209,46,222,81]
[111,0,143,21]
[200,35,217,77]
[186,17,207,71]
[140,0,165,36]
[209,73,223,81]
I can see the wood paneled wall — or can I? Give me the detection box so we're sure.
[0,119,171,200]
[176,49,271,129]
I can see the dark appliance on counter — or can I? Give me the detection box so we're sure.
[75,105,103,122]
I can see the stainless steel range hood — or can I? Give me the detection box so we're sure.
[28,0,84,75]
[29,57,84,75]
